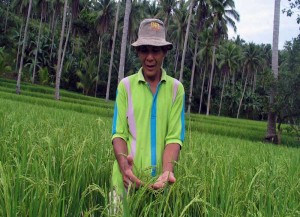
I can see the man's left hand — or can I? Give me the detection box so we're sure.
[151,171,176,189]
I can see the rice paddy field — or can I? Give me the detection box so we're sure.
[0,78,299,216]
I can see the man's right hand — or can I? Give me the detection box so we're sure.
[121,155,143,189]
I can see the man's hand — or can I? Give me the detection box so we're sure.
[121,155,143,189]
[151,171,176,189]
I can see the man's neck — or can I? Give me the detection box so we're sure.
[143,70,162,84]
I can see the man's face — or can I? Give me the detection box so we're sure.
[137,45,167,80]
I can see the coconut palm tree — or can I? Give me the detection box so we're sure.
[32,0,48,84]
[237,43,262,118]
[106,0,120,101]
[76,56,98,95]
[16,0,33,94]
[55,0,68,100]
[49,0,63,60]
[217,41,240,116]
[169,1,188,77]
[206,0,239,115]
[155,0,179,35]
[145,0,160,17]
[118,0,132,82]
[265,0,281,143]
[187,0,210,113]
[198,28,213,114]
[127,0,147,46]
[94,0,114,97]
[179,0,194,83]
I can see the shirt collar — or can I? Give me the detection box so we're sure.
[137,67,167,83]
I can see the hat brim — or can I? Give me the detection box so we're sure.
[131,37,173,50]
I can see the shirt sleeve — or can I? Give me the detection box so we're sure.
[111,81,129,142]
[165,82,185,146]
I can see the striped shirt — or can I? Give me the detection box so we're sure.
[111,67,185,193]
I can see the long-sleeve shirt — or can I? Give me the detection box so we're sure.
[111,68,185,194]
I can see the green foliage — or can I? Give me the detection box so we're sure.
[0,79,299,216]
[76,56,98,95]
[274,38,300,136]
[283,0,300,24]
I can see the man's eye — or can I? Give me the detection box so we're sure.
[152,49,161,53]
[139,47,148,53]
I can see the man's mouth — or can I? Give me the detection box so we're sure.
[146,65,155,69]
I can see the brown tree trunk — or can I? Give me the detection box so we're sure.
[32,14,43,84]
[106,1,120,101]
[179,0,194,82]
[187,32,199,114]
[265,0,280,143]
[218,73,227,116]
[16,0,32,94]
[206,45,216,115]
[237,72,248,119]
[55,0,68,100]
[118,0,131,83]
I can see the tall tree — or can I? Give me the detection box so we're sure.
[106,0,120,101]
[118,0,132,82]
[217,42,239,116]
[206,0,239,115]
[265,0,281,143]
[169,0,188,77]
[16,0,33,94]
[187,0,210,113]
[179,0,194,82]
[237,43,262,118]
[155,0,179,35]
[55,0,68,100]
[198,28,212,114]
[32,0,47,84]
[95,0,114,97]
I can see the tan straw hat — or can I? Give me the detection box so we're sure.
[131,18,173,50]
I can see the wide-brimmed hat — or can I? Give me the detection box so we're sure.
[131,18,173,50]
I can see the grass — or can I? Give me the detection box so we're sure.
[0,78,299,216]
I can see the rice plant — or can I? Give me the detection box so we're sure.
[0,80,299,216]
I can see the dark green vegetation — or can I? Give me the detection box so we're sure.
[1,78,300,216]
[0,0,299,123]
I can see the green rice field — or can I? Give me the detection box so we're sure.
[0,78,299,216]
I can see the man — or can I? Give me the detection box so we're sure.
[111,18,185,196]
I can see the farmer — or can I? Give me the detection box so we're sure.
[111,18,185,196]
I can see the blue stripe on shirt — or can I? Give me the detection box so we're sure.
[112,90,118,135]
[150,83,161,177]
[181,94,185,141]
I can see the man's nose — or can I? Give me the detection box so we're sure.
[145,52,154,60]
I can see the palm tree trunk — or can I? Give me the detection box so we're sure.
[106,1,120,102]
[15,23,24,71]
[16,0,32,94]
[237,73,248,119]
[163,15,169,36]
[179,0,194,82]
[206,45,216,115]
[59,16,72,82]
[95,35,103,97]
[118,0,132,83]
[32,14,43,84]
[55,0,68,100]
[218,73,227,116]
[198,67,206,114]
[50,12,58,61]
[252,69,257,92]
[187,32,199,114]
[174,42,179,77]
[265,0,281,143]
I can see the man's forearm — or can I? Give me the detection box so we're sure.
[112,137,129,173]
[162,143,180,172]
